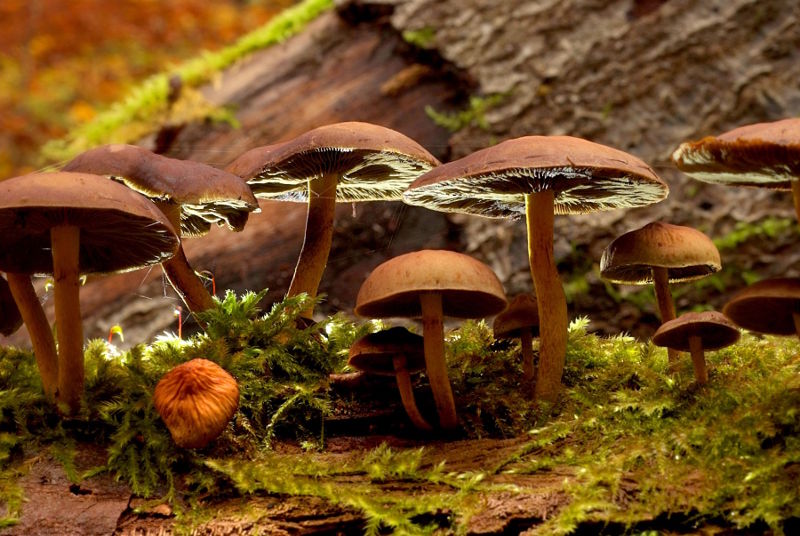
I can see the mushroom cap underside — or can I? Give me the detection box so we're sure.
[600,221,721,284]
[403,135,668,218]
[63,144,258,236]
[355,249,507,319]
[348,327,426,375]
[672,117,800,189]
[0,172,179,275]
[652,311,740,352]
[722,277,800,336]
[225,122,439,202]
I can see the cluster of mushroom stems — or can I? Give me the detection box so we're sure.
[1,117,799,444]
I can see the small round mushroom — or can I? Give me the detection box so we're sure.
[404,136,668,403]
[226,122,439,319]
[348,327,433,431]
[600,221,721,364]
[355,249,507,430]
[672,118,800,222]
[0,273,22,337]
[652,311,740,384]
[722,278,800,341]
[493,293,539,383]
[62,144,258,313]
[0,172,180,413]
[153,358,240,449]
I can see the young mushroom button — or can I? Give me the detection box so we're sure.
[355,250,507,431]
[652,311,740,384]
[493,293,540,384]
[404,136,668,403]
[0,274,22,337]
[226,122,440,320]
[63,143,258,313]
[722,278,800,341]
[600,221,721,364]
[672,117,800,223]
[348,327,433,431]
[0,172,180,414]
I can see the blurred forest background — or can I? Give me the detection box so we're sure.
[0,0,297,178]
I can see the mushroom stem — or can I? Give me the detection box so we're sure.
[793,309,800,342]
[419,291,458,430]
[526,191,567,404]
[652,266,679,365]
[792,180,800,224]
[520,330,535,383]
[157,202,215,314]
[5,272,58,399]
[393,355,433,431]
[287,172,339,320]
[687,334,708,384]
[51,225,83,414]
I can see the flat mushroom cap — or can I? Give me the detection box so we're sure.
[672,118,800,190]
[493,293,540,339]
[600,222,721,284]
[403,136,668,218]
[153,358,240,449]
[652,311,740,352]
[0,275,23,337]
[63,144,258,236]
[722,278,800,336]
[348,327,426,376]
[225,121,440,202]
[355,250,508,319]
[0,172,179,276]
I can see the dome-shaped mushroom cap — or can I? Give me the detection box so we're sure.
[493,293,539,339]
[403,135,668,218]
[355,250,508,319]
[652,311,740,352]
[0,275,22,337]
[225,122,440,202]
[672,118,800,190]
[722,277,800,336]
[0,172,179,276]
[63,144,258,237]
[153,358,239,449]
[348,327,426,376]
[600,221,721,284]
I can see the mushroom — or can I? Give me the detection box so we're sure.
[62,144,258,313]
[599,221,721,364]
[403,136,667,402]
[492,293,539,384]
[226,122,439,319]
[348,327,433,431]
[354,249,507,430]
[722,277,800,341]
[671,118,800,222]
[0,273,22,337]
[652,311,740,384]
[0,172,180,413]
[153,358,239,449]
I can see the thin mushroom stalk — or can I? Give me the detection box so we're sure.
[392,355,433,431]
[651,266,679,365]
[520,330,535,383]
[687,335,709,384]
[5,272,58,398]
[287,172,338,320]
[526,191,567,404]
[419,291,458,430]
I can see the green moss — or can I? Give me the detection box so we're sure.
[402,27,436,49]
[41,0,335,163]
[425,94,507,133]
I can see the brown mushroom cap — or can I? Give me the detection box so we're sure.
[354,250,508,319]
[225,121,440,202]
[63,144,258,236]
[403,135,668,217]
[722,278,800,336]
[0,172,179,275]
[493,293,539,339]
[348,327,426,375]
[600,221,721,284]
[672,118,800,189]
[0,274,23,337]
[652,311,740,352]
[153,358,240,449]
